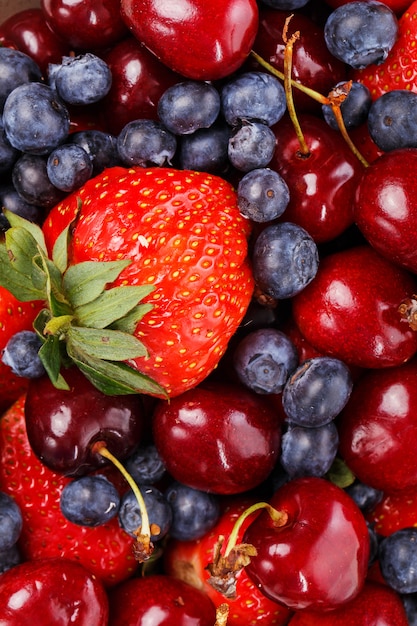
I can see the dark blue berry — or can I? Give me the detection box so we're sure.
[282,356,353,427]
[124,444,166,485]
[402,593,417,626]
[345,481,384,514]
[367,90,417,151]
[164,481,220,541]
[47,144,93,192]
[12,154,65,209]
[0,492,23,551]
[118,485,172,542]
[239,300,279,334]
[0,185,43,227]
[55,53,112,106]
[178,123,230,173]
[322,81,372,131]
[237,167,290,222]
[252,222,319,299]
[0,545,21,574]
[157,81,221,135]
[228,122,276,172]
[2,331,45,379]
[324,1,399,69]
[379,528,417,593]
[3,82,70,155]
[117,119,177,167]
[221,71,287,127]
[280,422,339,478]
[71,130,119,175]
[0,48,42,112]
[0,118,20,175]
[233,328,298,394]
[261,0,310,7]
[60,475,120,527]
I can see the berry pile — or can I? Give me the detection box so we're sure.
[1,0,417,624]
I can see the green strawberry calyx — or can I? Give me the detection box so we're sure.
[0,209,167,398]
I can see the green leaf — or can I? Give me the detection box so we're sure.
[66,342,167,397]
[34,254,72,317]
[326,457,356,489]
[0,243,45,302]
[52,223,71,274]
[75,284,154,329]
[110,303,153,334]
[66,326,148,361]
[63,259,132,308]
[3,209,47,254]
[38,335,70,390]
[33,308,53,338]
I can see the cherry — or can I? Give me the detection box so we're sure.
[292,245,417,369]
[100,37,182,135]
[24,366,146,476]
[242,477,370,611]
[338,357,417,493]
[0,8,70,75]
[270,113,365,243]
[120,0,259,80]
[354,148,417,274]
[152,382,281,494]
[0,557,109,625]
[108,574,217,626]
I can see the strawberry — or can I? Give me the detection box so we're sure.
[366,486,417,536]
[353,0,417,99]
[0,395,140,587]
[0,167,254,399]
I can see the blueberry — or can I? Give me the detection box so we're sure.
[71,130,119,175]
[118,485,172,542]
[345,480,384,514]
[0,118,20,175]
[252,222,319,299]
[322,81,372,131]
[221,71,287,127]
[2,331,45,379]
[261,0,309,7]
[0,492,23,551]
[228,122,276,172]
[0,48,42,112]
[402,593,417,626]
[237,167,290,222]
[0,185,43,227]
[367,90,417,151]
[117,119,177,167]
[60,475,120,527]
[164,481,220,541]
[0,545,21,574]
[280,422,339,478]
[124,444,166,485]
[12,154,65,209]
[157,81,221,135]
[55,53,112,105]
[324,1,399,69]
[47,144,93,192]
[379,528,417,593]
[233,328,298,394]
[282,356,353,427]
[3,82,70,155]
[179,123,230,173]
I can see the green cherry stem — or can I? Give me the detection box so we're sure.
[224,501,288,557]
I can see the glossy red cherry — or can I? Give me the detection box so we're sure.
[24,366,146,476]
[0,558,109,626]
[152,382,281,494]
[108,574,216,626]
[100,37,182,135]
[338,357,417,493]
[120,0,259,80]
[292,245,417,369]
[41,0,129,51]
[270,114,364,243]
[243,477,370,611]
[354,148,417,273]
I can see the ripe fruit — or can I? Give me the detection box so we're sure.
[120,0,259,80]
[0,557,109,626]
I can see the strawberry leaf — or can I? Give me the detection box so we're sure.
[0,242,45,302]
[66,342,167,396]
[66,326,148,361]
[52,223,71,274]
[110,303,153,334]
[3,209,47,254]
[38,335,70,390]
[74,285,154,329]
[34,254,72,317]
[63,259,133,308]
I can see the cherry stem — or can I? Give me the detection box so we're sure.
[215,603,230,626]
[224,501,288,557]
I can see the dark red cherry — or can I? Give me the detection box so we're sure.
[270,114,365,243]
[24,367,146,476]
[292,245,417,369]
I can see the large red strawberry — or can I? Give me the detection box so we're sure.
[0,167,253,399]
[0,395,140,587]
[353,0,417,98]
